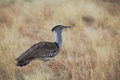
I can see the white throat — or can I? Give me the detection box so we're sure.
[54,30,62,48]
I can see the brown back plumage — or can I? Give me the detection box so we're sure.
[16,42,59,67]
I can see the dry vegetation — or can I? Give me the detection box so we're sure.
[0,0,120,80]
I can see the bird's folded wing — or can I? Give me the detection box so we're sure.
[16,42,59,62]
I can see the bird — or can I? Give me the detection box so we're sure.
[16,25,71,70]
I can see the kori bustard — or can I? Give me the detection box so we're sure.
[16,25,71,70]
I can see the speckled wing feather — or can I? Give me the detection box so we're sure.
[16,42,59,67]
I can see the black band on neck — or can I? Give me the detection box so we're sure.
[54,42,59,48]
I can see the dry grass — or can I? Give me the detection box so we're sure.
[0,0,120,80]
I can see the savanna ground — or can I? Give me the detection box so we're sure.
[0,0,120,80]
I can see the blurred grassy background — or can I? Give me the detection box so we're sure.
[0,0,120,80]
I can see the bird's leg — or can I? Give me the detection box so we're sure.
[36,61,46,80]
[44,63,47,73]
[36,61,49,80]
[38,61,45,71]
[44,64,48,80]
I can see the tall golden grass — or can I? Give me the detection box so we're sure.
[0,0,120,80]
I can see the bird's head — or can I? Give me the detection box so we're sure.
[52,25,71,32]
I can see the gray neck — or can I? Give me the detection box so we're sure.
[54,30,62,48]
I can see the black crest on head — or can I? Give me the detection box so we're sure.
[52,25,62,32]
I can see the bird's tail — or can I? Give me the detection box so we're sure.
[16,60,31,67]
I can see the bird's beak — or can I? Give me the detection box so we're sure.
[63,26,71,28]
